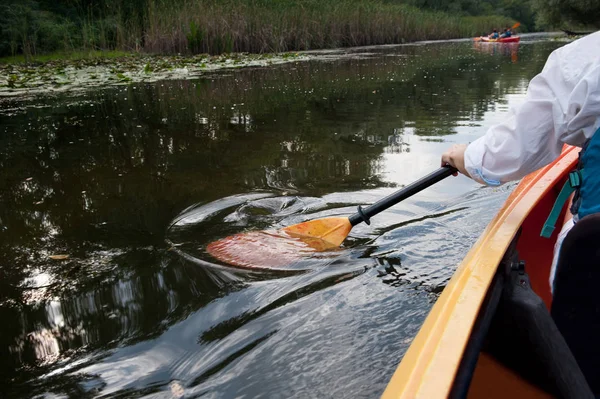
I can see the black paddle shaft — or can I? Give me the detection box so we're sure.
[348,166,458,226]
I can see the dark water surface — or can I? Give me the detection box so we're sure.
[1,37,564,398]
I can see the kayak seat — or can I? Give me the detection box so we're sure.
[552,213,600,395]
[483,260,593,398]
[450,234,593,398]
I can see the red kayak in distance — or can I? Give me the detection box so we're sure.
[474,36,521,43]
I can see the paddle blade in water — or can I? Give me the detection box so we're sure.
[282,217,352,247]
[206,217,352,269]
[206,229,339,269]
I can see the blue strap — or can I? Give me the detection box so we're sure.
[541,171,581,238]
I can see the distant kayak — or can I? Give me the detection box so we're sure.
[474,36,521,43]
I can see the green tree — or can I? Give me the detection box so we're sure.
[498,0,536,31]
[532,0,600,29]
[0,1,39,59]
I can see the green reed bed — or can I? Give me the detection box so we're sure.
[142,0,514,54]
[1,0,515,59]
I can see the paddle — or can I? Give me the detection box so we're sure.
[207,165,458,269]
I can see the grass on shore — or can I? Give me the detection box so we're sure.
[0,51,133,65]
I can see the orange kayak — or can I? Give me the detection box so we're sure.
[382,145,593,398]
[474,36,521,43]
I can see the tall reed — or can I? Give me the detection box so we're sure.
[1,0,515,58]
[142,0,514,55]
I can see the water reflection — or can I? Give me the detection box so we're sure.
[473,42,520,63]
[0,39,561,397]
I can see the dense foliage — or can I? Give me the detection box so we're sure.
[0,0,557,59]
[398,0,536,29]
[532,0,600,29]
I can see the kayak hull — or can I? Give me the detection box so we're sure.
[383,145,580,398]
[475,36,521,43]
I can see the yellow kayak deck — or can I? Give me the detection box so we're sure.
[383,145,580,398]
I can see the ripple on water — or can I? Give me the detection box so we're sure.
[132,181,511,398]
[1,37,560,399]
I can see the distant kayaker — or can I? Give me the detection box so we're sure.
[488,29,499,39]
[441,31,600,394]
[499,28,512,38]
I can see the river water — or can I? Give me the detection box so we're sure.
[1,36,564,398]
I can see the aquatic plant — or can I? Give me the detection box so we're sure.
[7,74,18,88]
[116,72,131,82]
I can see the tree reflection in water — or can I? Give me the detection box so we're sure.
[0,40,557,397]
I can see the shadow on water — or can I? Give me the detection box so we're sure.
[0,39,562,397]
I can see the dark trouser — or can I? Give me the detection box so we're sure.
[552,214,600,394]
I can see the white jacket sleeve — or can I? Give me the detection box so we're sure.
[464,32,600,185]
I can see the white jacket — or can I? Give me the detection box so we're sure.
[465,31,600,185]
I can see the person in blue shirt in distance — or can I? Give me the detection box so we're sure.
[488,29,499,39]
[500,28,512,38]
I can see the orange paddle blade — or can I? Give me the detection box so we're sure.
[512,22,520,30]
[206,217,352,269]
[282,217,353,247]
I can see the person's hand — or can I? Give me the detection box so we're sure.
[441,144,469,177]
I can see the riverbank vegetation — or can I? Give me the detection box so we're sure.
[2,0,596,63]
[1,0,521,60]
[532,0,600,30]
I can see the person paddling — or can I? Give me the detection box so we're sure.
[499,28,512,38]
[441,31,600,394]
[488,29,499,39]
